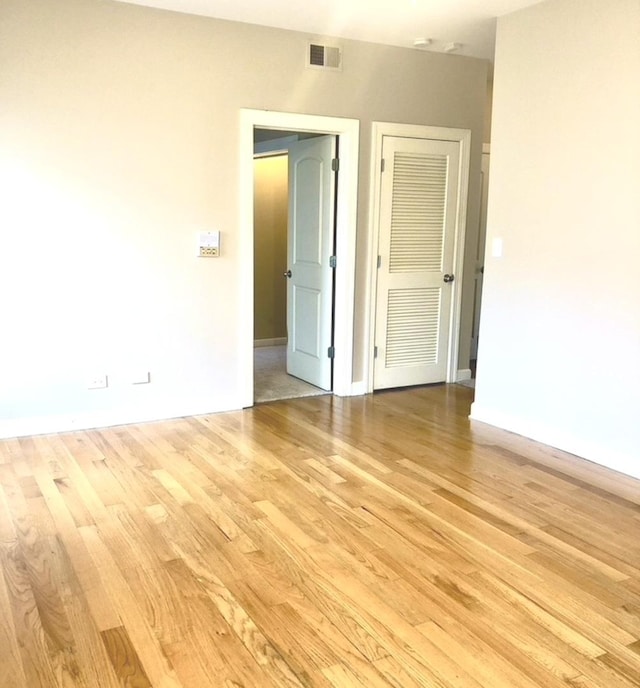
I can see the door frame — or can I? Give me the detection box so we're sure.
[365,122,471,393]
[239,109,360,407]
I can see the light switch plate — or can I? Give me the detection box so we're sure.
[197,230,220,257]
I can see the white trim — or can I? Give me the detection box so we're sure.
[364,124,384,393]
[240,110,360,407]
[253,150,288,160]
[348,381,367,397]
[482,143,491,154]
[365,122,472,392]
[469,403,640,481]
[456,368,472,382]
[254,338,287,348]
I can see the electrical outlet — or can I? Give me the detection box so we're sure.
[87,374,108,390]
[198,246,219,257]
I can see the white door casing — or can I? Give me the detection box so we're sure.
[367,123,471,392]
[286,136,336,390]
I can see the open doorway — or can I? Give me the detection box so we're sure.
[253,129,334,403]
[239,110,360,409]
[462,143,491,390]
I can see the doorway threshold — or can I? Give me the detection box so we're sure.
[254,346,330,403]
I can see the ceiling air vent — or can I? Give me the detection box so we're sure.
[307,43,342,71]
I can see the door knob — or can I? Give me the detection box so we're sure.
[283,270,292,278]
[443,274,454,283]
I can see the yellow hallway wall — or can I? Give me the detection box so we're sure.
[253,155,288,342]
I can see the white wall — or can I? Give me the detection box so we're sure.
[0,0,486,437]
[472,0,640,477]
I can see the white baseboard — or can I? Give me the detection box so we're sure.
[469,402,640,481]
[456,368,472,382]
[332,380,367,397]
[254,337,287,348]
[348,381,367,397]
[0,398,244,440]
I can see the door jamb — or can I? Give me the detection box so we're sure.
[239,109,360,407]
[365,122,471,392]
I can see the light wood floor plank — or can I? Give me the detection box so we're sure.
[0,539,28,688]
[0,385,638,687]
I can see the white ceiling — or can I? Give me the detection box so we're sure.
[115,0,544,61]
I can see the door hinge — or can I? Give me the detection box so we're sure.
[328,346,335,359]
[329,255,337,269]
[377,255,382,269]
[381,158,385,173]
[374,346,379,359]
[331,158,340,172]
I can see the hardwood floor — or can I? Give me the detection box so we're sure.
[1,384,639,687]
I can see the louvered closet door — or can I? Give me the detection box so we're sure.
[374,136,461,390]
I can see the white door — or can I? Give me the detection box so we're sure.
[470,150,490,360]
[286,136,336,390]
[374,135,461,390]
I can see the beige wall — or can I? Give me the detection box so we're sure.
[0,0,487,433]
[254,155,288,342]
[473,0,640,477]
